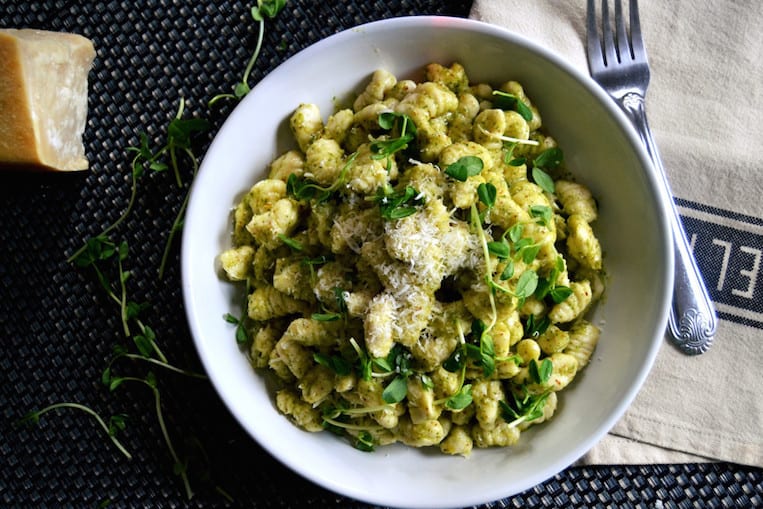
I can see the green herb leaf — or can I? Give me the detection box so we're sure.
[445,384,473,410]
[477,182,497,209]
[252,0,287,22]
[314,352,352,376]
[487,240,510,259]
[167,117,210,150]
[533,147,563,170]
[515,270,539,300]
[133,332,155,358]
[549,286,573,303]
[370,112,417,161]
[507,224,523,243]
[479,333,496,378]
[311,312,341,322]
[444,156,484,182]
[501,388,550,425]
[375,185,425,220]
[524,314,551,338]
[520,243,541,264]
[492,90,533,121]
[354,430,375,452]
[500,260,515,280]
[382,375,408,404]
[530,205,552,227]
[223,312,248,344]
[531,167,555,194]
[443,344,466,373]
[278,234,303,251]
[529,358,553,384]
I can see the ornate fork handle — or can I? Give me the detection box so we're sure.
[619,92,717,355]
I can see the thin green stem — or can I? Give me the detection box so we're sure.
[121,377,194,500]
[68,166,139,264]
[20,403,132,459]
[242,18,265,87]
[158,147,199,280]
[122,354,207,379]
[118,256,130,337]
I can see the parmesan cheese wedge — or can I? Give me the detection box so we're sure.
[0,29,96,171]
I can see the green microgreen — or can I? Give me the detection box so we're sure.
[477,182,497,209]
[533,255,572,304]
[487,240,510,259]
[278,234,304,251]
[524,314,551,339]
[311,312,342,322]
[286,151,358,202]
[380,344,414,404]
[103,373,194,499]
[370,112,418,169]
[444,155,484,182]
[209,0,288,106]
[354,430,376,452]
[500,359,553,427]
[492,90,534,121]
[445,384,473,411]
[530,147,564,194]
[223,312,249,344]
[529,358,554,385]
[373,185,425,220]
[16,403,132,459]
[500,386,551,428]
[500,259,515,281]
[314,352,352,376]
[530,205,553,227]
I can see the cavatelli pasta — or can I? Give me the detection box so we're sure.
[219,63,606,455]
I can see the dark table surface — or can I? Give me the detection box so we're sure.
[1,1,761,507]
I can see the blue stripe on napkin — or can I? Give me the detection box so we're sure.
[677,198,763,330]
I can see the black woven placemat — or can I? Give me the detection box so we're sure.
[1,1,761,507]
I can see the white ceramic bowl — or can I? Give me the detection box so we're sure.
[182,16,673,509]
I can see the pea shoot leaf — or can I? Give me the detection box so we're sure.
[477,182,497,209]
[500,386,550,425]
[370,112,417,162]
[278,234,303,251]
[515,270,539,302]
[529,358,553,384]
[382,375,408,404]
[533,147,563,170]
[531,167,555,194]
[314,352,352,376]
[252,0,287,21]
[487,240,510,259]
[524,314,551,339]
[491,90,534,121]
[445,384,473,410]
[444,155,484,182]
[374,185,425,220]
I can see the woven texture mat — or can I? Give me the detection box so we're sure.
[1,1,761,507]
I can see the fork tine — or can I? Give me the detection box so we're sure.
[586,0,604,71]
[614,0,630,61]
[629,0,647,62]
[600,0,617,67]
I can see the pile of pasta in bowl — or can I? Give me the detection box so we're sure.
[218,62,605,456]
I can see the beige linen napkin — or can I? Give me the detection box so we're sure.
[470,0,763,468]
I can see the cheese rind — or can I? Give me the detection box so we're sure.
[0,29,96,172]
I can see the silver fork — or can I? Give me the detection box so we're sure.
[586,0,717,355]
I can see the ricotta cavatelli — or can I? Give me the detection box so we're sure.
[219,62,605,456]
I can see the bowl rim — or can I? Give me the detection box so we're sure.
[181,14,674,508]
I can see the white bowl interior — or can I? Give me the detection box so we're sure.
[182,16,673,509]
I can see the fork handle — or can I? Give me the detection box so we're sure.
[618,92,717,355]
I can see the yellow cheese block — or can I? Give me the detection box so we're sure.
[0,29,96,171]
